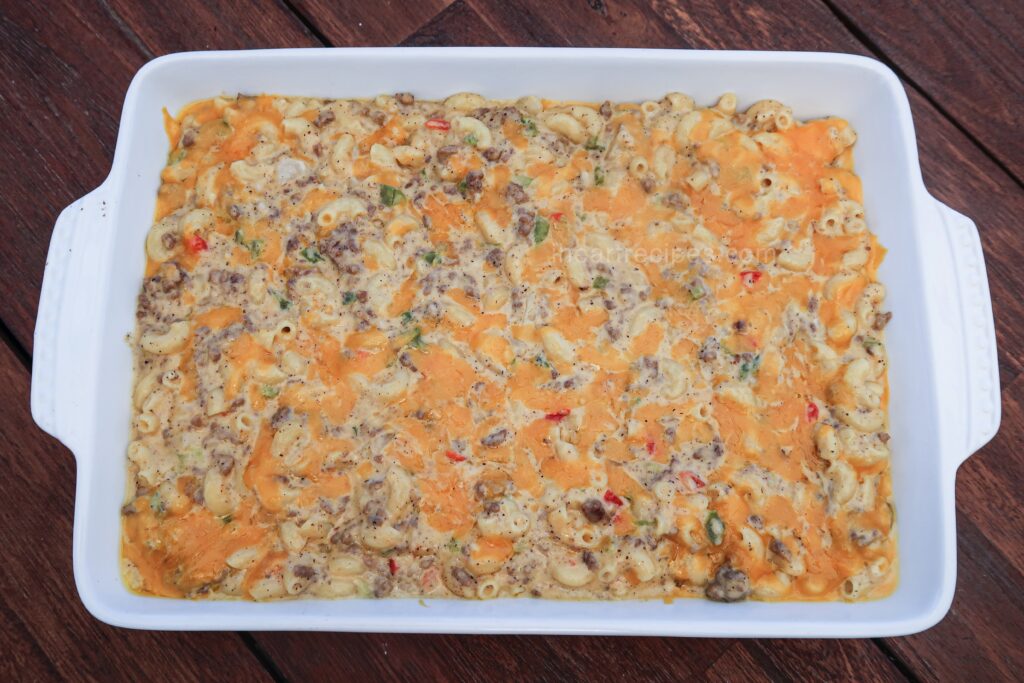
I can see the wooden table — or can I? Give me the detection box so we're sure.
[3,1,1022,680]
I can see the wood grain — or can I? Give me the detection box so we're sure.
[2,0,1023,681]
[106,0,318,53]
[828,0,1024,182]
[290,0,455,46]
[0,345,273,682]
[0,1,146,354]
[399,0,504,46]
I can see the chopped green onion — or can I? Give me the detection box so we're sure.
[234,230,264,259]
[738,354,761,380]
[343,291,357,305]
[520,118,538,137]
[463,133,478,146]
[408,326,426,350]
[269,289,291,310]
[400,310,414,325]
[584,136,605,151]
[705,511,725,545]
[533,354,551,369]
[533,216,550,245]
[593,275,609,290]
[300,246,323,263]
[380,184,406,206]
[423,251,441,265]
[594,166,606,186]
[260,384,280,398]
[512,174,533,187]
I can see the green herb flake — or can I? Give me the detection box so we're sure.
[463,133,478,146]
[634,519,654,527]
[584,136,605,151]
[520,117,538,137]
[352,425,360,436]
[533,216,550,245]
[446,538,461,553]
[300,246,323,263]
[260,384,280,399]
[457,178,469,196]
[234,230,264,259]
[343,291,357,305]
[380,184,406,207]
[400,310,414,325]
[408,326,426,350]
[269,289,292,311]
[533,354,551,369]
[592,275,609,290]
[738,353,762,381]
[423,251,441,265]
[705,511,725,545]
[862,336,882,350]
[221,514,233,525]
[512,174,533,187]
[594,166,606,187]
[167,149,187,165]
[687,282,705,301]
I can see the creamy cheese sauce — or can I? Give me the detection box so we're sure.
[123,91,896,602]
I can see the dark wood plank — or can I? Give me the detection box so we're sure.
[704,642,774,683]
[745,639,906,682]
[882,510,1024,681]
[256,633,729,681]
[399,0,504,46]
[106,0,318,53]
[290,0,455,46]
[0,348,273,682]
[954,372,1024,575]
[2,2,1022,681]
[0,1,148,354]
[828,0,1024,182]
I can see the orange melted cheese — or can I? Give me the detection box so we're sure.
[124,91,895,603]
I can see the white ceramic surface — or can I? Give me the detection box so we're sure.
[30,48,1000,636]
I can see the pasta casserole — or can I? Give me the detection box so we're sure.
[122,89,896,602]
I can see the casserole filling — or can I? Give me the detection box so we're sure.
[123,91,895,602]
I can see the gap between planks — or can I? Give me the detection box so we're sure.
[6,0,1011,677]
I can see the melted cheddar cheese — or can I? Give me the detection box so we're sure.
[123,91,896,602]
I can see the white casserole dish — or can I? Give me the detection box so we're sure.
[31,47,1000,637]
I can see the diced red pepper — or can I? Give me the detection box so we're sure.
[806,402,820,422]
[445,450,466,462]
[388,558,398,575]
[425,118,450,131]
[545,408,570,421]
[354,349,370,359]
[604,490,624,506]
[550,212,564,221]
[740,270,763,287]
[679,470,706,490]
[645,439,656,455]
[184,233,208,254]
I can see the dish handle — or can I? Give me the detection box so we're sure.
[31,182,112,456]
[930,197,1001,468]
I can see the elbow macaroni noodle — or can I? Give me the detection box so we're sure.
[122,90,896,603]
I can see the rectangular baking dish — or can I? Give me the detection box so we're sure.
[30,47,1000,637]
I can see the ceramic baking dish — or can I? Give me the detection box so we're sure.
[30,47,999,636]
